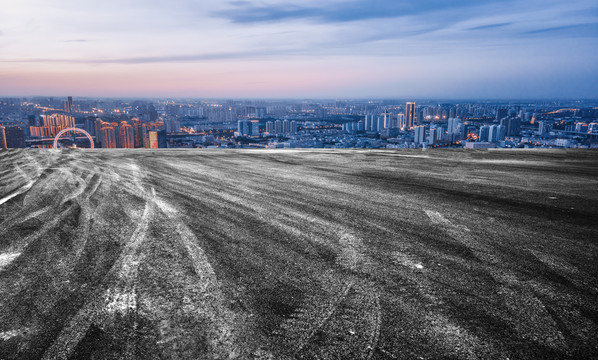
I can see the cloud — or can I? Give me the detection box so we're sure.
[0,50,291,65]
[215,0,505,23]
[523,22,598,37]
[468,22,512,31]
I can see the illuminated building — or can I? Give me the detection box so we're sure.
[119,122,135,148]
[131,118,144,148]
[30,114,75,138]
[142,122,164,148]
[0,126,6,148]
[148,131,159,148]
[397,114,405,129]
[101,126,117,148]
[406,102,416,129]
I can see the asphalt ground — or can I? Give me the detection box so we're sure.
[0,149,597,359]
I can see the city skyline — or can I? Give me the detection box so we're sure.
[1,0,597,98]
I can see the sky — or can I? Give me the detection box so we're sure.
[0,0,597,99]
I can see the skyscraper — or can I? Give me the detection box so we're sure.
[406,102,416,129]
[383,109,389,129]
[428,127,437,145]
[478,125,490,142]
[414,125,426,144]
[64,96,73,113]
[396,114,405,129]
[119,122,135,148]
[101,126,117,148]
[0,126,6,148]
[1,127,26,148]
[496,108,508,121]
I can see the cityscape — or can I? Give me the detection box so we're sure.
[1,0,598,358]
[1,97,598,150]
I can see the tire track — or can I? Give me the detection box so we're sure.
[151,190,243,358]
[42,197,153,360]
[424,208,568,355]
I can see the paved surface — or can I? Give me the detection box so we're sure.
[0,149,597,359]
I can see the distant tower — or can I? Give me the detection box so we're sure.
[67,96,73,113]
[406,102,416,129]
[383,108,389,129]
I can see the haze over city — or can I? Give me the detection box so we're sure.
[1,0,597,98]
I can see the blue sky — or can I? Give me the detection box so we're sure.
[0,0,596,98]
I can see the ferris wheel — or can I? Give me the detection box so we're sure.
[53,127,95,149]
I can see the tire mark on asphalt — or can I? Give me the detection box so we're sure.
[41,197,153,360]
[277,276,354,355]
[0,167,35,206]
[0,205,51,232]
[424,208,568,354]
[151,189,243,358]
[0,252,21,271]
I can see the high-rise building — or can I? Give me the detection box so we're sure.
[67,96,73,113]
[0,126,6,148]
[414,125,426,144]
[165,117,181,133]
[119,122,135,148]
[428,128,437,145]
[237,120,250,136]
[478,125,490,142]
[250,120,260,137]
[488,125,498,142]
[237,120,260,137]
[1,126,26,148]
[396,114,405,129]
[148,131,159,149]
[364,115,373,132]
[157,130,167,148]
[383,109,389,129]
[377,116,386,132]
[496,108,508,121]
[497,125,506,141]
[131,118,143,148]
[406,102,416,129]
[101,126,117,148]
